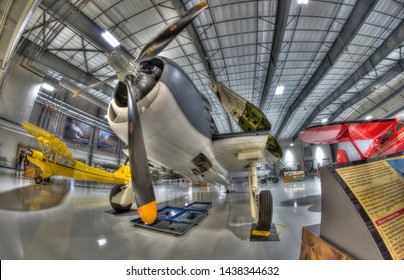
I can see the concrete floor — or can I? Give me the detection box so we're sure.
[0,167,321,260]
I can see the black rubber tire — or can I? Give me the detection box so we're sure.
[109,184,132,212]
[272,177,279,183]
[44,177,50,183]
[257,190,273,231]
[34,176,43,184]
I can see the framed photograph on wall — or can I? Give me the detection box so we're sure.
[97,129,118,153]
[64,117,92,144]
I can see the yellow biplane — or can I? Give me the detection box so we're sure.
[22,122,130,186]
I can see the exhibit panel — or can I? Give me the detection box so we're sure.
[320,153,404,260]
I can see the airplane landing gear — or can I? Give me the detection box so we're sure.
[257,190,273,231]
[271,176,279,183]
[109,184,133,212]
[240,151,274,232]
[34,176,50,184]
[34,176,43,184]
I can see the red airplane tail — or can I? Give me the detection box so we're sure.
[336,149,349,164]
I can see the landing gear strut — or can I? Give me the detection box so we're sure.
[247,158,273,231]
[109,184,133,212]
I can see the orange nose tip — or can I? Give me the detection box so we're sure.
[197,2,208,7]
[138,200,157,224]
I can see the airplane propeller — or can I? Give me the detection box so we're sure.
[135,2,207,63]
[74,2,209,224]
[125,76,156,224]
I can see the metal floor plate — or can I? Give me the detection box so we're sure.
[131,202,211,236]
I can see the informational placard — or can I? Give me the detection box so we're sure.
[335,155,404,260]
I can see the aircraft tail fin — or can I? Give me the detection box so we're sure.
[336,149,349,164]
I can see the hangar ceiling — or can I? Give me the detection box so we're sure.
[13,0,404,140]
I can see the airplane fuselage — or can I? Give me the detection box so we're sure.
[27,149,130,184]
[366,119,404,158]
[107,57,229,186]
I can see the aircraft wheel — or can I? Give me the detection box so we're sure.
[34,176,43,185]
[272,177,279,183]
[44,178,50,183]
[257,190,273,231]
[109,184,132,212]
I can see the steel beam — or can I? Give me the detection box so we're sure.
[293,55,404,140]
[292,8,404,141]
[382,103,404,119]
[356,82,404,120]
[259,0,291,109]
[171,0,215,82]
[171,0,233,132]
[328,58,404,122]
[40,0,134,60]
[17,39,114,104]
[0,0,41,92]
[275,0,377,138]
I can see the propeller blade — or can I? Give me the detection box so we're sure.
[73,75,118,97]
[126,76,157,224]
[135,2,208,63]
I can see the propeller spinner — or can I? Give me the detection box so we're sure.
[75,2,208,224]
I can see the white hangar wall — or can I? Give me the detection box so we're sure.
[0,56,42,167]
[332,140,372,162]
[0,58,124,169]
[0,56,41,125]
[279,139,332,173]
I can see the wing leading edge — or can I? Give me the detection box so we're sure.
[22,122,75,162]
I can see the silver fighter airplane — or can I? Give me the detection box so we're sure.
[75,2,282,231]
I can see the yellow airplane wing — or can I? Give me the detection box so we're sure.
[22,122,75,162]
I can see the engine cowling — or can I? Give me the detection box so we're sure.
[107,58,164,143]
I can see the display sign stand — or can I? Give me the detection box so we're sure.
[300,224,350,260]
[319,153,404,260]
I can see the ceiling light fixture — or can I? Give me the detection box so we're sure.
[297,0,309,4]
[290,143,294,146]
[42,83,55,91]
[321,118,328,124]
[365,115,373,120]
[275,85,284,95]
[102,31,120,48]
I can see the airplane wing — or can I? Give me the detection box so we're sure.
[213,131,270,172]
[22,122,75,162]
[299,119,398,144]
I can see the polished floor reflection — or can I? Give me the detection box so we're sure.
[0,168,321,259]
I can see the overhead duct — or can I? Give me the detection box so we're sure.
[36,92,111,132]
